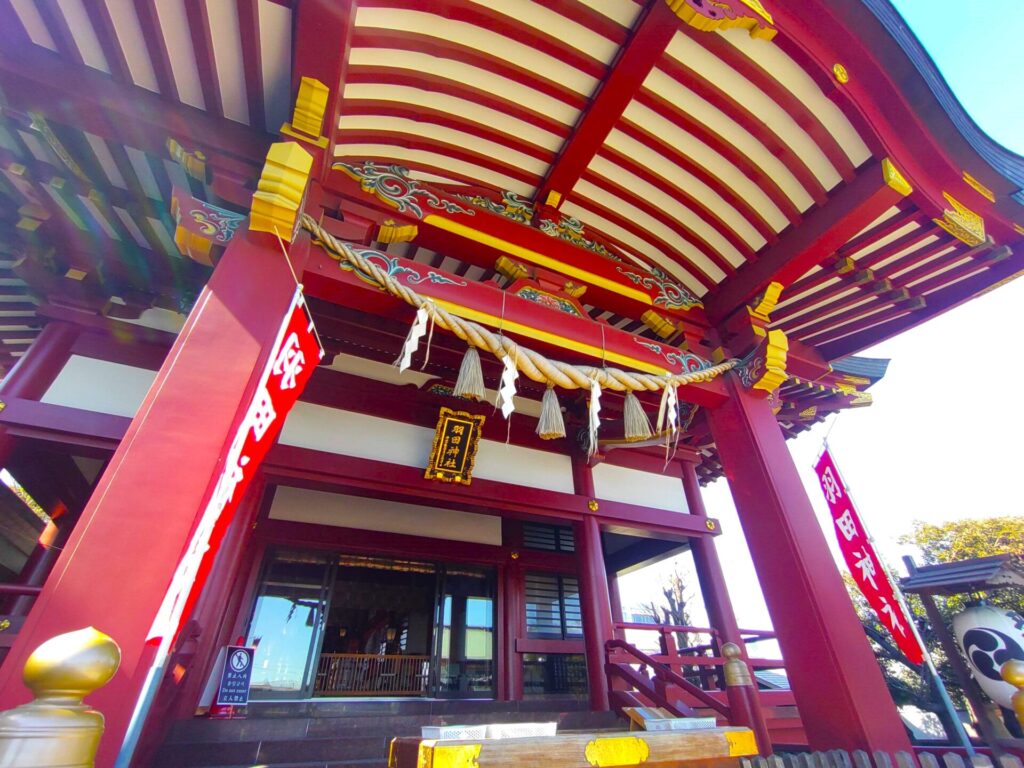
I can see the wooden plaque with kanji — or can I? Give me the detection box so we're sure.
[424,407,485,485]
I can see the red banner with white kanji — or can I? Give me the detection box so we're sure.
[147,287,323,648]
[814,448,924,664]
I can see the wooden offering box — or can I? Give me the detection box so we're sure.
[388,725,758,768]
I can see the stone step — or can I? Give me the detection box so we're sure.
[154,704,623,768]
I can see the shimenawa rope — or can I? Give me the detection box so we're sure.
[301,214,739,394]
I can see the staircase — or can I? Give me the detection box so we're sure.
[605,636,807,749]
[153,698,622,768]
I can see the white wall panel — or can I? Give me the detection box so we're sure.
[269,485,502,545]
[592,463,688,513]
[279,402,574,494]
[41,355,155,418]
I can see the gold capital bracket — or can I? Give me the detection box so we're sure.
[249,142,314,242]
[934,192,986,246]
[882,158,913,197]
[377,219,419,244]
[280,76,330,149]
[666,0,777,40]
[737,328,788,396]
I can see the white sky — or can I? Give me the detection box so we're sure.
[620,1,1024,643]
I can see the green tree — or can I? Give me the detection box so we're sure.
[844,516,1023,738]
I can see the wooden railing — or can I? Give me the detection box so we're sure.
[611,623,789,699]
[314,653,431,696]
[608,623,798,751]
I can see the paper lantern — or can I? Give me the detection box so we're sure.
[952,604,1024,709]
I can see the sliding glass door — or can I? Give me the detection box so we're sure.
[246,548,333,700]
[433,565,495,698]
[244,549,496,699]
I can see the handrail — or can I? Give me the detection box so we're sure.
[606,638,729,716]
[615,622,718,635]
[607,648,785,670]
[0,584,42,596]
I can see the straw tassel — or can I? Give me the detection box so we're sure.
[453,345,485,401]
[623,391,653,443]
[587,378,602,459]
[536,385,566,440]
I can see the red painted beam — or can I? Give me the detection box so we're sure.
[535,0,678,206]
[263,445,713,541]
[291,0,355,179]
[657,55,827,207]
[135,0,181,104]
[300,243,727,406]
[236,0,266,133]
[82,1,132,84]
[184,0,224,119]
[683,25,855,183]
[36,1,84,67]
[634,88,802,228]
[703,160,902,325]
[358,0,606,80]
[344,67,571,141]
[325,168,714,333]
[341,100,556,164]
[351,28,587,112]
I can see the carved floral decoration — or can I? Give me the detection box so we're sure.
[538,215,617,260]
[616,266,703,311]
[341,246,467,289]
[455,190,534,224]
[634,338,710,373]
[333,161,475,220]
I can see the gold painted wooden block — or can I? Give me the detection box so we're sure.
[249,142,314,241]
[281,76,330,148]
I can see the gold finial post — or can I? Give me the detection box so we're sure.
[1002,659,1024,731]
[721,642,771,755]
[0,627,121,767]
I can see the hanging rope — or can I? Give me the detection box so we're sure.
[301,214,739,394]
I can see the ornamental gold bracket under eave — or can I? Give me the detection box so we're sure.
[666,0,777,40]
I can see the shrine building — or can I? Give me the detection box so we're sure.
[0,1,1021,766]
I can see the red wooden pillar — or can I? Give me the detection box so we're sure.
[572,456,612,711]
[0,322,81,614]
[0,321,78,468]
[501,563,524,701]
[680,461,744,649]
[707,375,911,753]
[0,230,306,767]
[0,321,78,400]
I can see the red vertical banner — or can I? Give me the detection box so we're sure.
[147,287,323,647]
[814,448,924,665]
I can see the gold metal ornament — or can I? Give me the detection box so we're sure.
[0,626,121,767]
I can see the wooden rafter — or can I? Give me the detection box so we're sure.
[236,0,266,133]
[703,160,904,325]
[82,1,131,84]
[535,0,679,206]
[134,0,179,102]
[291,0,355,178]
[0,42,269,166]
[184,0,223,119]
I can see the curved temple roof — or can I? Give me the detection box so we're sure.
[0,0,1021,470]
